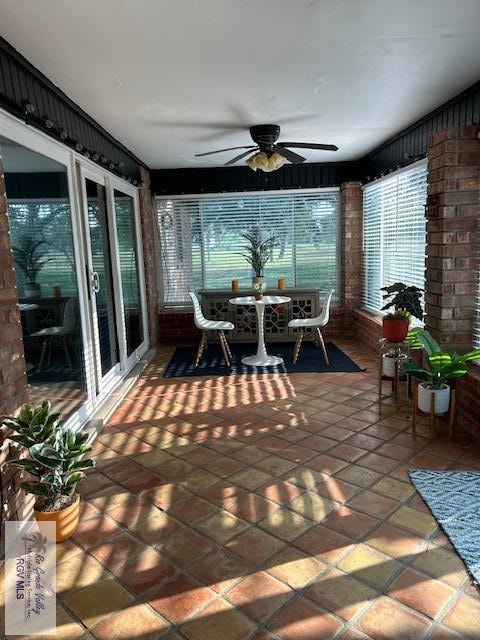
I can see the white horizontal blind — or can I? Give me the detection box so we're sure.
[8,199,78,296]
[363,163,427,313]
[157,190,339,306]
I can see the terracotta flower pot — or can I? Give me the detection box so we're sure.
[34,494,80,543]
[382,317,409,343]
[254,293,263,301]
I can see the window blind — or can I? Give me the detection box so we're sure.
[363,163,427,314]
[8,199,78,296]
[157,190,339,306]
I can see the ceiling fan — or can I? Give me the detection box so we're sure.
[195,124,338,170]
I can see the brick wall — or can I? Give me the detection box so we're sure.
[424,125,480,435]
[158,311,200,344]
[139,167,159,348]
[340,182,363,335]
[352,308,383,353]
[425,125,480,352]
[0,147,29,530]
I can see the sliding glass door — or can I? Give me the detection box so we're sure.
[113,187,146,362]
[78,167,148,398]
[1,109,149,426]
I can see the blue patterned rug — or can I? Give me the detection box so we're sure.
[409,470,480,585]
[164,341,365,378]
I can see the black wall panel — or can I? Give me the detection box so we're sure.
[151,161,360,195]
[0,36,145,182]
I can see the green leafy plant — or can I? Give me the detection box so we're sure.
[381,282,423,321]
[254,281,265,295]
[403,330,480,389]
[12,237,52,283]
[238,228,278,277]
[3,401,94,512]
[2,401,61,449]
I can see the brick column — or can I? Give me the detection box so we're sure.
[138,167,159,348]
[0,146,29,530]
[425,126,480,352]
[340,181,363,335]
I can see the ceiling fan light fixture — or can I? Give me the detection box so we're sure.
[245,151,289,172]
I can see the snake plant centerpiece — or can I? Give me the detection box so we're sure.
[3,401,95,541]
[403,330,480,415]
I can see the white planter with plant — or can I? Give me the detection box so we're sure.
[12,238,52,299]
[3,401,94,542]
[404,330,480,416]
[382,351,408,378]
[238,228,277,290]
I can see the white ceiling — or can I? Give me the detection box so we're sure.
[0,0,479,169]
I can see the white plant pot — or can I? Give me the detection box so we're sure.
[417,382,450,415]
[24,283,41,299]
[252,276,266,290]
[382,353,407,378]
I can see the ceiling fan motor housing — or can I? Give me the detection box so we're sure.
[250,124,280,154]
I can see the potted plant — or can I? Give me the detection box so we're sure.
[238,228,277,290]
[254,282,265,301]
[12,237,52,298]
[3,401,94,542]
[382,344,408,378]
[403,330,480,415]
[381,282,423,343]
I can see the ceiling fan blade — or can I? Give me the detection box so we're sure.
[279,142,339,151]
[224,148,259,166]
[272,145,306,164]
[195,145,256,157]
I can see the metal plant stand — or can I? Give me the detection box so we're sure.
[378,338,411,416]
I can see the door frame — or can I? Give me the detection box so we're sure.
[0,107,150,429]
[108,175,149,372]
[77,164,124,397]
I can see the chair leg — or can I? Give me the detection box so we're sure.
[218,331,231,366]
[47,338,52,367]
[221,331,232,360]
[316,328,329,365]
[292,328,304,364]
[62,336,73,371]
[38,338,48,370]
[194,331,207,366]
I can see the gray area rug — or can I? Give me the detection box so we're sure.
[409,469,480,585]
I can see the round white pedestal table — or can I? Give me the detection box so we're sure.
[229,295,291,366]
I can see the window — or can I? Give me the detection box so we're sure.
[8,199,78,297]
[363,162,427,313]
[157,190,340,306]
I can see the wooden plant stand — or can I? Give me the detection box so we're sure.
[412,385,456,440]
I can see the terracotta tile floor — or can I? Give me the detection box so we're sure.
[54,341,480,638]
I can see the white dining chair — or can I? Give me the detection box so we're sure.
[288,289,334,365]
[189,291,235,366]
[31,297,77,370]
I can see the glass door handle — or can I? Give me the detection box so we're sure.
[91,271,100,293]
